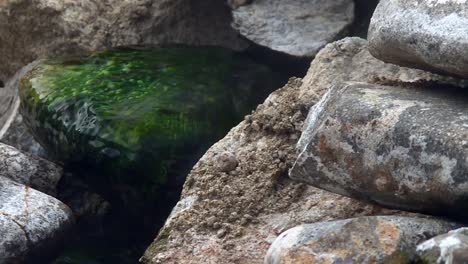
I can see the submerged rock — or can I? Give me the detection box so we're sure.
[368,0,468,78]
[265,216,459,264]
[231,0,355,57]
[141,37,460,264]
[291,82,468,215]
[416,228,468,264]
[0,176,74,263]
[19,47,280,203]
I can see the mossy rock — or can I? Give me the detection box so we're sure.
[19,47,280,200]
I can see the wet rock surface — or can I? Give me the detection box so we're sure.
[231,0,355,57]
[368,0,468,78]
[265,216,460,264]
[18,47,281,201]
[416,227,468,264]
[291,82,468,215]
[0,176,74,263]
[141,37,459,264]
[0,0,247,82]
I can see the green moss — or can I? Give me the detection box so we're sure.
[19,47,280,200]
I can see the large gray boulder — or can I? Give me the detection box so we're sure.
[368,0,468,78]
[265,216,459,264]
[0,0,247,82]
[141,37,460,264]
[231,0,355,57]
[416,227,468,264]
[0,176,74,263]
[291,82,468,214]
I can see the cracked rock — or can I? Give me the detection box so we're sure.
[0,176,74,263]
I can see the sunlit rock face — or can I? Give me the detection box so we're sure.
[18,47,280,202]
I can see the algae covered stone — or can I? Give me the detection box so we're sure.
[19,47,280,195]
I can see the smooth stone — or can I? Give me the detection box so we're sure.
[0,142,62,196]
[231,0,355,57]
[368,0,468,78]
[0,176,74,263]
[416,227,468,264]
[291,82,468,214]
[265,216,459,264]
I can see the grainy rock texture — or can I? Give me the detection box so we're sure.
[141,37,460,264]
[291,82,468,214]
[265,216,459,264]
[416,227,468,264]
[0,0,247,82]
[231,0,355,57]
[368,0,468,78]
[0,176,74,263]
[0,142,62,196]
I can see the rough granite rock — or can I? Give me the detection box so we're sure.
[231,0,355,57]
[416,227,468,264]
[368,0,468,78]
[141,37,463,264]
[0,176,74,263]
[265,216,460,264]
[291,82,468,215]
[0,0,247,83]
[0,142,62,196]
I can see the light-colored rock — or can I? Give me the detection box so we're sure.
[141,37,463,264]
[291,82,468,214]
[265,216,459,264]
[0,142,62,196]
[416,228,468,264]
[0,61,46,158]
[0,176,74,263]
[231,0,355,57]
[368,0,468,78]
[0,0,247,82]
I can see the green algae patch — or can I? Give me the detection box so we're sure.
[19,47,280,198]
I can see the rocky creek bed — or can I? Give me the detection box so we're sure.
[1,0,468,264]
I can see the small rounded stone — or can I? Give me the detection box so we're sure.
[217,152,238,172]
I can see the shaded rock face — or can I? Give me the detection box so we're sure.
[416,228,468,264]
[368,0,468,78]
[291,82,468,215]
[0,0,247,83]
[141,37,459,264]
[265,216,460,264]
[0,176,74,263]
[231,0,355,57]
[0,142,62,196]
